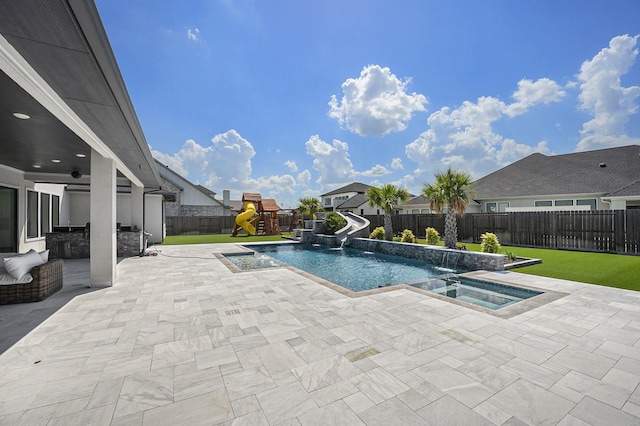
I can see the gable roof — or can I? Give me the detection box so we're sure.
[320,182,371,197]
[404,195,429,206]
[473,145,640,200]
[195,185,216,199]
[261,199,281,212]
[336,193,367,209]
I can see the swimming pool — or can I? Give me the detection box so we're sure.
[224,243,542,310]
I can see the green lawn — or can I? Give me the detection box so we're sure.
[161,233,640,292]
[159,233,293,245]
[444,241,640,292]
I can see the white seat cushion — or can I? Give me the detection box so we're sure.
[3,250,46,280]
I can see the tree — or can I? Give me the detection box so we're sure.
[366,184,410,241]
[297,197,323,221]
[422,167,475,249]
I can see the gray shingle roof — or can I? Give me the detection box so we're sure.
[404,195,429,205]
[336,193,367,209]
[472,145,640,199]
[320,182,371,197]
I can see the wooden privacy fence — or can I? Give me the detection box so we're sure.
[167,210,640,254]
[364,210,640,255]
[166,214,297,236]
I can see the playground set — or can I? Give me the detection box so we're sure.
[232,192,283,236]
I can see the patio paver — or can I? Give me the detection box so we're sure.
[0,243,639,425]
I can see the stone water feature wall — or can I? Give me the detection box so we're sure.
[301,232,504,271]
[348,238,505,271]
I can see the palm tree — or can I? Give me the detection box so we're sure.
[367,184,410,241]
[422,167,475,249]
[297,197,323,222]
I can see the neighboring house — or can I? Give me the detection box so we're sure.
[0,2,165,286]
[472,145,640,212]
[156,160,232,217]
[399,195,432,214]
[320,182,379,215]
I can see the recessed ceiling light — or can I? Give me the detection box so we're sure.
[75,153,86,158]
[33,164,42,169]
[13,112,30,120]
[51,159,61,163]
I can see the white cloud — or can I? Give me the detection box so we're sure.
[152,130,314,209]
[151,129,255,191]
[305,135,356,185]
[284,160,298,172]
[328,65,427,136]
[506,78,566,117]
[405,78,561,181]
[577,34,640,150]
[244,175,297,197]
[297,170,311,186]
[187,28,200,41]
[151,149,188,176]
[391,158,403,170]
[357,164,391,178]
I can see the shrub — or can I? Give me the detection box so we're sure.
[324,212,347,234]
[504,250,518,262]
[480,232,501,253]
[393,236,401,242]
[425,227,440,245]
[370,226,385,240]
[457,243,467,250]
[400,229,416,243]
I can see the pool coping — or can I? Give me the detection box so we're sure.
[215,244,568,319]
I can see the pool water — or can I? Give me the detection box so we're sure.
[226,243,542,309]
[408,277,541,310]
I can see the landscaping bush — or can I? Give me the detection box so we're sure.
[480,232,500,253]
[370,226,385,240]
[323,212,347,234]
[504,250,518,262]
[400,229,416,243]
[425,227,440,245]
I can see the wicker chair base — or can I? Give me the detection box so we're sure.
[0,259,63,304]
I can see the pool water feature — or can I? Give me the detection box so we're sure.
[225,244,542,310]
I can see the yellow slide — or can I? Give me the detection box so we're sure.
[235,201,257,235]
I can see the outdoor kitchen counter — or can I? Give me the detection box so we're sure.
[46,229,143,258]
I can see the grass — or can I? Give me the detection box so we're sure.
[159,233,293,245]
[417,239,639,291]
[161,233,639,292]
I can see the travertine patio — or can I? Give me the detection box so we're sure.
[0,243,639,425]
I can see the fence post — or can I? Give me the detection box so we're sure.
[614,210,625,253]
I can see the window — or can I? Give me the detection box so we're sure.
[421,209,429,214]
[412,209,419,214]
[52,195,60,227]
[535,200,552,207]
[576,199,596,210]
[0,187,17,252]
[27,190,38,238]
[486,202,509,213]
[555,200,573,207]
[41,193,50,234]
[27,190,59,239]
[323,197,332,206]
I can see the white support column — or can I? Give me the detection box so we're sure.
[90,150,117,286]
[131,184,144,231]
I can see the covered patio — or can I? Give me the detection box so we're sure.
[0,244,639,425]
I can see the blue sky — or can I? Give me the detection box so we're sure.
[95,0,640,208]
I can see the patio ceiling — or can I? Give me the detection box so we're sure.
[0,0,161,188]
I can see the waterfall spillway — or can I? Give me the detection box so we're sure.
[339,237,347,249]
